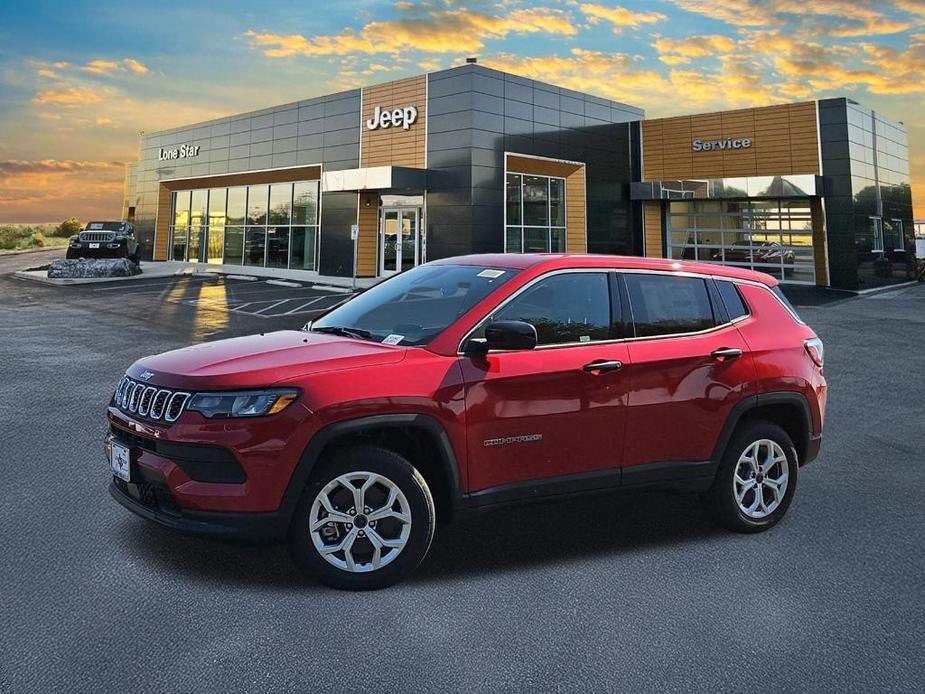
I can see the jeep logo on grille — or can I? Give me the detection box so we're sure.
[139,370,155,381]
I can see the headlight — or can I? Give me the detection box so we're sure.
[186,388,299,418]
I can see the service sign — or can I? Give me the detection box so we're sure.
[366,105,418,131]
[692,137,752,152]
[158,144,201,161]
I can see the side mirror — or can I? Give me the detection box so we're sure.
[470,320,537,353]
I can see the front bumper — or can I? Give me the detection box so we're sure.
[109,478,288,542]
[107,403,314,515]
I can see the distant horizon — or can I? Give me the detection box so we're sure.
[1,0,923,222]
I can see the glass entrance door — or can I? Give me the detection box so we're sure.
[380,207,420,276]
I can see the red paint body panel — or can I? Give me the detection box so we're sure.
[460,342,631,491]
[108,254,826,525]
[734,284,827,435]
[622,324,756,467]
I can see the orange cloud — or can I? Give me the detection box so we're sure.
[32,86,103,106]
[82,58,150,75]
[245,6,577,57]
[121,58,149,74]
[671,0,915,36]
[0,160,125,222]
[485,47,773,115]
[580,3,666,31]
[654,35,738,64]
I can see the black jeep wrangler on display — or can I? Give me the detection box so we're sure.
[67,221,140,264]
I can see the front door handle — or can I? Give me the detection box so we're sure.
[583,359,623,374]
[711,347,743,360]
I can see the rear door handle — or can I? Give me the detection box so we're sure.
[583,359,623,374]
[711,347,743,360]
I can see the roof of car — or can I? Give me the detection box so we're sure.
[431,253,778,286]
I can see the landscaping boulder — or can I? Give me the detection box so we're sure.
[47,258,142,279]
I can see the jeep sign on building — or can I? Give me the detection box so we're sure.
[122,63,915,291]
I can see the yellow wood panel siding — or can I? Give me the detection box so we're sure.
[154,184,171,261]
[565,167,586,253]
[506,154,586,252]
[641,102,820,181]
[356,193,379,277]
[153,165,323,262]
[811,198,829,286]
[360,75,426,169]
[643,201,663,258]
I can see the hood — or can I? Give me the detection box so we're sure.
[127,330,406,390]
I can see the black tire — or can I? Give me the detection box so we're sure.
[701,420,798,533]
[129,253,139,266]
[289,446,435,590]
[65,249,76,259]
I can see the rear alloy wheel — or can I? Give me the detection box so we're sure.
[702,421,798,533]
[290,446,435,590]
[732,439,790,520]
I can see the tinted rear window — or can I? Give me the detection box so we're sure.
[624,274,716,337]
[715,280,749,320]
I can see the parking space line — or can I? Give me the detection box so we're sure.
[282,296,332,314]
[254,299,291,315]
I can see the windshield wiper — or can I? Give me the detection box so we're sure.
[312,326,372,340]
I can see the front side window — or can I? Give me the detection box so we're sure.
[312,264,517,347]
[481,272,613,346]
[624,274,716,338]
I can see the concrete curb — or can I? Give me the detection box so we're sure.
[13,260,376,293]
[13,264,196,286]
[855,280,920,296]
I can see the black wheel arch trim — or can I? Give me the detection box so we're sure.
[712,392,814,466]
[278,413,464,524]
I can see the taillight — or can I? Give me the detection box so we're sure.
[804,337,824,367]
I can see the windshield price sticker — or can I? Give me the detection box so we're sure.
[478,269,505,279]
[382,334,405,345]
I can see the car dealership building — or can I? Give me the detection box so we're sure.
[122,62,916,290]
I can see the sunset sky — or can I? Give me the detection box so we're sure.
[1,0,924,223]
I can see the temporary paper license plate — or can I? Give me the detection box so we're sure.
[110,440,131,481]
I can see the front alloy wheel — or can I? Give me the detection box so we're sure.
[290,446,435,590]
[309,471,412,572]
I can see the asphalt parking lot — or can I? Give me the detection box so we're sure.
[1,251,923,693]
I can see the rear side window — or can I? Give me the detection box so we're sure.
[715,280,749,320]
[624,274,716,337]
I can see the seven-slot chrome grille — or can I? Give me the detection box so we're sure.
[114,375,190,423]
[80,231,116,243]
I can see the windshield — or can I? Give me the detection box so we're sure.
[85,222,125,231]
[312,264,518,346]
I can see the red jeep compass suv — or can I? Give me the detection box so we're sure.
[108,254,826,589]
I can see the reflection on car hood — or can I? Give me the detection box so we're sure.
[127,330,405,389]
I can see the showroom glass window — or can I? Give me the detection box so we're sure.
[245,184,269,266]
[171,191,191,261]
[666,199,816,284]
[168,181,319,269]
[505,173,567,253]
